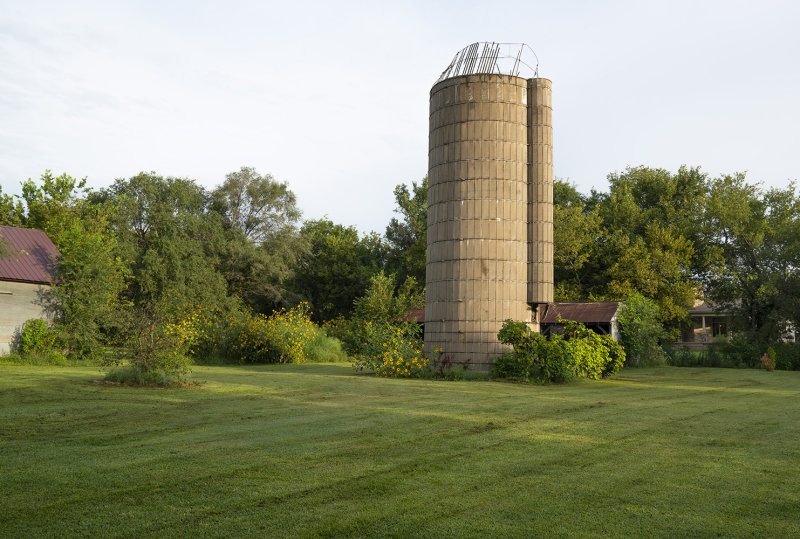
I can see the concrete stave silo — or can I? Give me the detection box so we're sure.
[425,43,553,371]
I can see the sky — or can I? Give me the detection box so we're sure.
[1,0,799,234]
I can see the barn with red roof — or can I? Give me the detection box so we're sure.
[0,226,60,354]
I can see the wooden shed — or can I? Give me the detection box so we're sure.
[540,302,622,340]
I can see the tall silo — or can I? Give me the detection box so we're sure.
[425,43,553,371]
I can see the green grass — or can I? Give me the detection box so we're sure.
[1,364,799,537]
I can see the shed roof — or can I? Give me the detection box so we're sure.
[400,307,425,323]
[0,226,60,284]
[541,302,621,324]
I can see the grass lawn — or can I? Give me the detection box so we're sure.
[1,364,799,537]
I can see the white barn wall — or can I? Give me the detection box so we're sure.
[0,281,51,354]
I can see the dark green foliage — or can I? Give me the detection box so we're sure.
[494,319,625,383]
[668,340,800,371]
[14,319,63,363]
[385,177,427,284]
[772,343,800,371]
[702,175,800,345]
[289,218,385,322]
[111,304,191,383]
[97,173,232,311]
[617,293,669,366]
[210,167,307,310]
[4,172,128,359]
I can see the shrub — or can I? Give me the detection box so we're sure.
[493,319,626,383]
[13,318,65,363]
[665,337,800,370]
[114,305,191,384]
[350,322,428,378]
[617,293,668,367]
[305,330,348,363]
[772,343,800,370]
[168,301,339,364]
[760,352,775,371]
[711,334,761,368]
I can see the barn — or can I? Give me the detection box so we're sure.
[0,226,60,354]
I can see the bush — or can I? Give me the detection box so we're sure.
[13,318,65,363]
[305,330,348,363]
[114,306,191,383]
[168,301,341,364]
[494,319,626,383]
[666,337,800,370]
[772,342,800,370]
[617,293,668,367]
[350,321,428,378]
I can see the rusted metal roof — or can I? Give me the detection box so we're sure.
[541,302,620,324]
[400,307,425,323]
[0,226,60,284]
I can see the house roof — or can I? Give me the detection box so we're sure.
[0,226,60,284]
[541,302,621,324]
[689,300,732,316]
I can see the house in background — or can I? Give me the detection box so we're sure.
[539,302,622,340]
[0,226,60,354]
[674,298,732,350]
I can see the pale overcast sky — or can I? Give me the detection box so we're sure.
[1,1,798,233]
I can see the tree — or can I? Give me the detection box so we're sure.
[210,167,307,311]
[553,180,605,301]
[702,175,800,343]
[6,172,128,358]
[601,165,709,276]
[385,177,427,285]
[0,185,24,229]
[96,172,230,311]
[577,167,704,330]
[289,218,385,321]
[211,166,301,244]
[603,224,696,330]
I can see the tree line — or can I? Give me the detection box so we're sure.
[0,168,425,360]
[553,166,800,347]
[1,164,797,361]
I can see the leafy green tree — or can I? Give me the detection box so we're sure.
[702,174,800,343]
[601,165,709,276]
[47,203,128,358]
[553,197,604,301]
[553,178,586,208]
[290,218,385,321]
[210,167,307,310]
[569,167,704,329]
[385,177,427,285]
[211,166,301,244]
[0,185,24,228]
[603,223,696,329]
[6,172,129,358]
[97,173,230,312]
